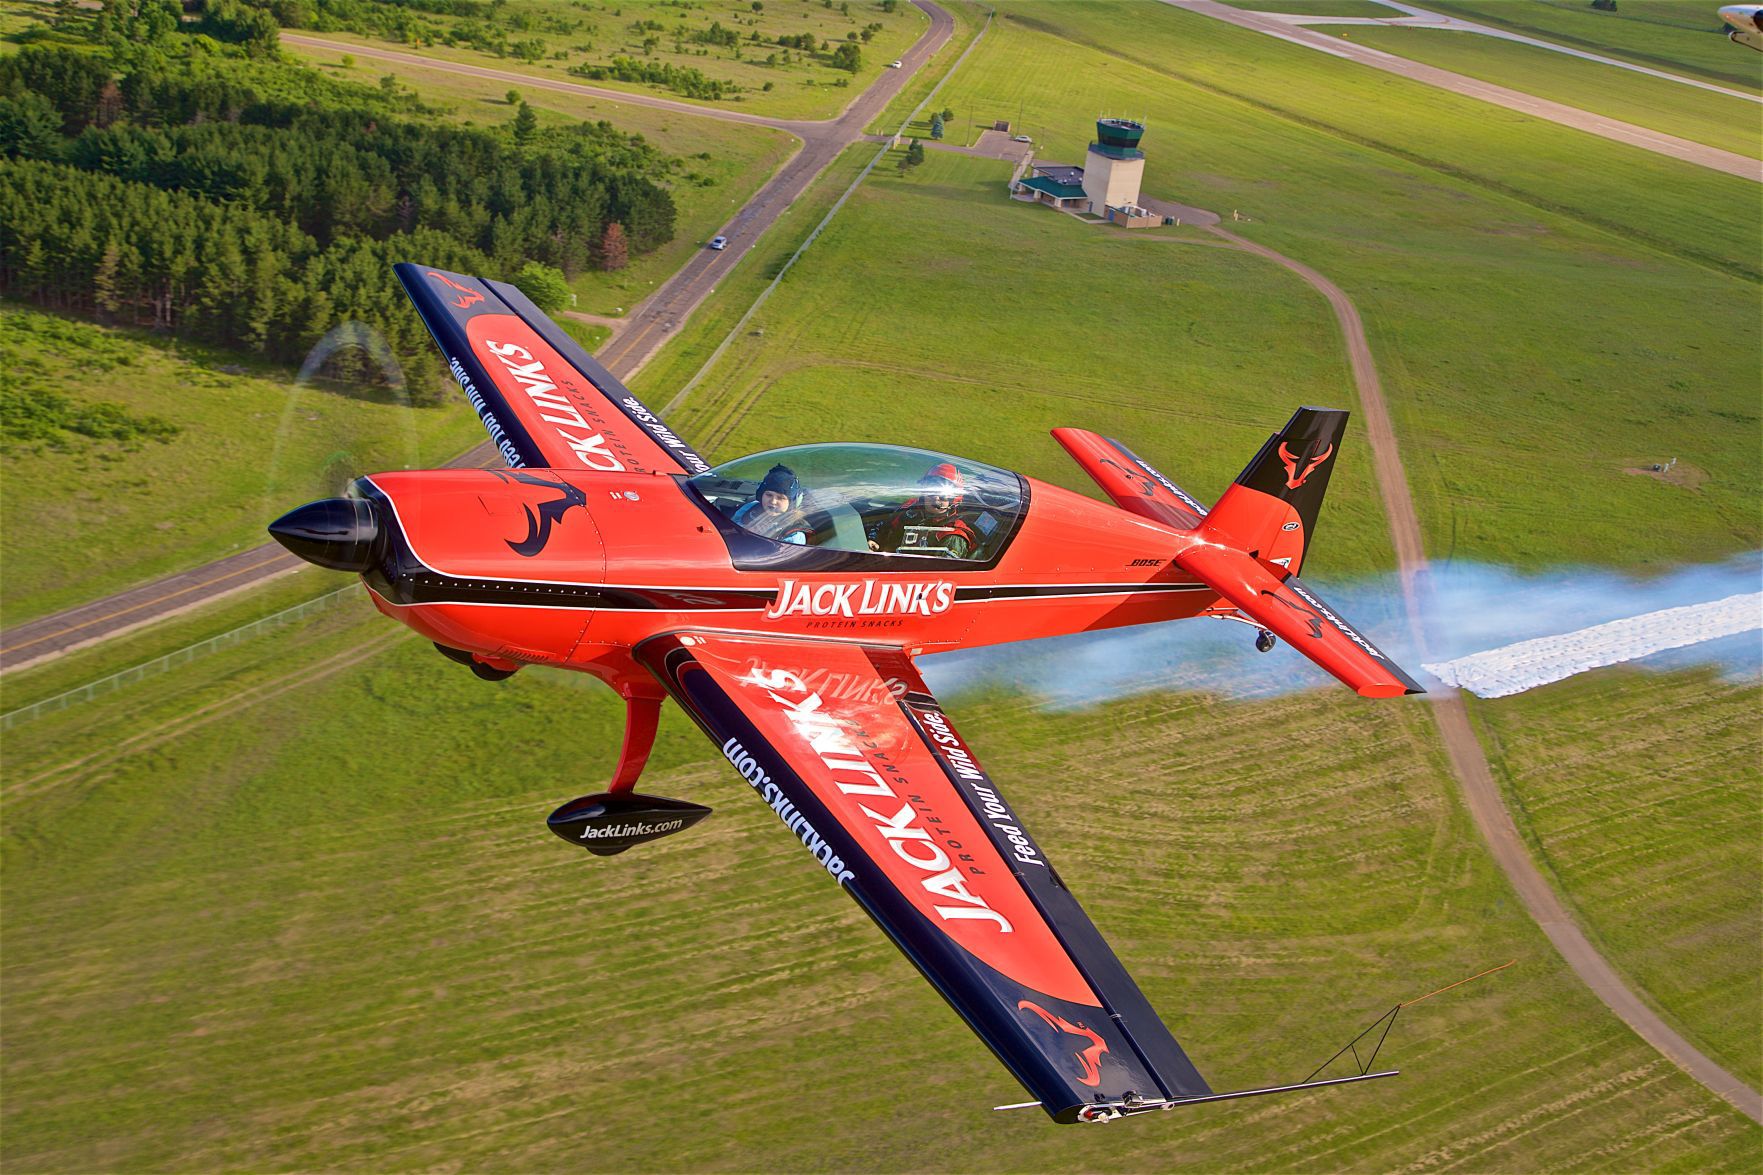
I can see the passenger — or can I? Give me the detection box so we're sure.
[733,464,813,545]
[868,463,978,559]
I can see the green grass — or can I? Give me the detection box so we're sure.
[0,308,483,629]
[3,599,1759,1170]
[652,150,1398,577]
[640,6,1762,1130]
[1215,0,1403,16]
[1329,25,1763,157]
[287,0,931,122]
[1472,667,1763,1091]
[0,566,342,715]
[927,2,1761,572]
[1419,0,1763,92]
[864,0,990,135]
[631,141,881,401]
[287,37,800,318]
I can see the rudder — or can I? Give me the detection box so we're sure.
[1201,407,1347,576]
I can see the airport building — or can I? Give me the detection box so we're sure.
[1011,118,1160,227]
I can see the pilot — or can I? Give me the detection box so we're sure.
[734,464,812,545]
[868,462,978,559]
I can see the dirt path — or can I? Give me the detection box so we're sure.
[1201,223,1763,1126]
[1163,0,1761,182]
[0,2,956,676]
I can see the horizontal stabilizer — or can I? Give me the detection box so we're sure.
[1052,428,1208,531]
[1175,544,1423,698]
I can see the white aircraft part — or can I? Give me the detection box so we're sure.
[1423,593,1763,699]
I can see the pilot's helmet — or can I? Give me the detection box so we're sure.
[919,462,965,511]
[758,464,803,509]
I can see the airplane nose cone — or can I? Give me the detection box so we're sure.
[268,497,384,572]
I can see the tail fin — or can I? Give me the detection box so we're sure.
[1202,407,1347,576]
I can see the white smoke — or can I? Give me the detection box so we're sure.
[918,554,1763,708]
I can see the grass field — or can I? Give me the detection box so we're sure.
[926,2,1761,573]
[1329,25,1763,157]
[286,0,931,122]
[631,142,879,395]
[608,1,1763,1145]
[0,567,342,714]
[650,150,1400,578]
[1419,0,1763,92]
[3,598,1759,1170]
[0,309,483,628]
[4,0,1759,1166]
[285,39,800,318]
[863,0,989,135]
[1472,667,1763,1091]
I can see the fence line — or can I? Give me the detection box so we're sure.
[1,587,361,731]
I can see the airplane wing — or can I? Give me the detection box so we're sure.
[635,631,1211,1122]
[394,262,711,476]
[1052,427,1208,531]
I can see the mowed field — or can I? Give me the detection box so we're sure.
[1472,668,1763,1090]
[937,1,1760,572]
[643,0,1763,1147]
[1418,0,1763,91]
[0,309,483,629]
[3,602,1759,1171]
[1326,25,1763,158]
[644,150,1399,575]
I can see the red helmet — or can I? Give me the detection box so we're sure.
[922,462,964,499]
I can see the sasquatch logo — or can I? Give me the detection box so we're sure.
[1277,442,1334,489]
[1258,586,1326,640]
[1017,1001,1108,1087]
[426,270,485,310]
[493,469,587,556]
[1098,456,1157,499]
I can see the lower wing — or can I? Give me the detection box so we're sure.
[636,631,1209,1122]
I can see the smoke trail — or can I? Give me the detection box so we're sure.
[918,554,1762,709]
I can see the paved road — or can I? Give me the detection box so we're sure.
[1200,222,1763,1127]
[1162,0,1761,182]
[0,3,955,676]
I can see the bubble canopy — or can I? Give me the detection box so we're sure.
[687,443,1027,564]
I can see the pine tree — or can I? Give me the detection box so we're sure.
[93,239,122,315]
[929,112,943,140]
[599,221,628,271]
[512,101,538,145]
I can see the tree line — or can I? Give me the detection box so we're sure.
[0,31,678,378]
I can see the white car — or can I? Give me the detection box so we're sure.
[1011,134,1032,143]
[709,236,728,250]
[888,60,902,68]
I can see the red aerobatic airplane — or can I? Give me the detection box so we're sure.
[269,264,1423,1124]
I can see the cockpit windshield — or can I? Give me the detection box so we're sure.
[687,444,1027,564]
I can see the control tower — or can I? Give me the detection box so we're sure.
[1081,118,1146,214]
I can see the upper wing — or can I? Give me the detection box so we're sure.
[636,631,1210,1122]
[1052,427,1209,531]
[394,262,710,475]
